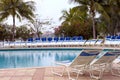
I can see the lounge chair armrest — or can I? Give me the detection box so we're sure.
[90,63,108,71]
[52,60,71,66]
[71,64,86,70]
[73,64,86,68]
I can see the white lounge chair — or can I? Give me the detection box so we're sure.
[111,54,120,76]
[103,39,111,46]
[84,40,91,46]
[79,40,86,46]
[0,42,4,48]
[89,50,119,80]
[20,42,26,47]
[3,41,10,47]
[9,42,15,47]
[89,39,97,46]
[95,39,103,46]
[52,49,101,80]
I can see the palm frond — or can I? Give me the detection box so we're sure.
[0,11,9,22]
[95,2,110,22]
[69,0,88,5]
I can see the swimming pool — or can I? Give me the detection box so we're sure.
[0,49,81,69]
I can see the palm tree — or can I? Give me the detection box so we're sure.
[60,6,88,27]
[0,0,35,41]
[70,0,109,39]
[59,7,85,36]
[99,0,120,35]
[59,6,93,38]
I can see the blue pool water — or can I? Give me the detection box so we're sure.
[0,49,81,69]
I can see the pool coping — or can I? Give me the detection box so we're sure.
[0,46,120,51]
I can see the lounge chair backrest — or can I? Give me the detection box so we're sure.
[106,36,111,40]
[48,37,52,42]
[95,39,103,45]
[65,37,71,41]
[70,49,101,67]
[28,38,33,42]
[54,37,59,42]
[117,36,120,39]
[107,52,120,63]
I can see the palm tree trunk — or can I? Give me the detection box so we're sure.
[12,15,15,41]
[92,14,96,39]
[91,0,96,39]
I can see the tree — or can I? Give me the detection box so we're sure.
[57,7,93,39]
[0,24,13,41]
[70,0,109,39]
[0,0,35,41]
[16,25,31,41]
[98,0,120,35]
[27,16,52,38]
[0,24,6,41]
[60,6,88,27]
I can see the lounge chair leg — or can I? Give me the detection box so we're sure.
[51,66,66,77]
[89,66,104,80]
[76,71,80,80]
[66,68,80,80]
[110,63,120,77]
[66,68,73,80]
[111,68,120,77]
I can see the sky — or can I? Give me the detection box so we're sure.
[6,0,76,32]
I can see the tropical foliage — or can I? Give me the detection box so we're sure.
[16,25,31,41]
[98,0,120,35]
[0,24,14,41]
[0,0,35,41]
[55,7,93,39]
[0,24,31,41]
[56,0,120,39]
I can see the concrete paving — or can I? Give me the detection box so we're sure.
[0,67,120,80]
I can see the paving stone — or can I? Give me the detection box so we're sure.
[21,77,32,80]
[0,67,120,80]
[0,77,11,80]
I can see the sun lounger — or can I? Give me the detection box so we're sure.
[9,42,15,47]
[52,49,102,80]
[104,36,120,47]
[20,42,26,47]
[113,36,120,46]
[89,39,97,46]
[14,42,21,47]
[35,37,40,42]
[0,42,4,47]
[95,39,103,46]
[84,40,91,46]
[111,53,120,76]
[89,50,119,79]
[3,41,10,47]
[106,36,111,40]
[103,39,111,46]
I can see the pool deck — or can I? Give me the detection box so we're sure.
[0,66,120,80]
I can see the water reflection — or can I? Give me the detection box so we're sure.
[0,50,81,69]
